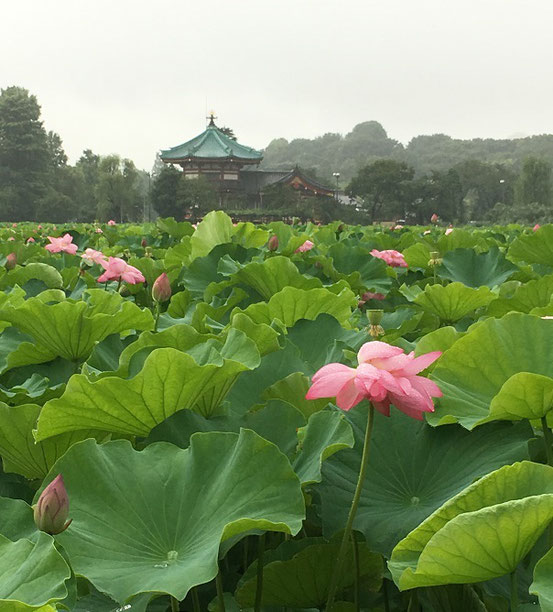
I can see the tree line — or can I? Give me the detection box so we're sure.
[1,85,553,224]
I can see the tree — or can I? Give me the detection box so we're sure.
[150,165,181,218]
[219,126,237,140]
[0,86,50,220]
[95,155,140,222]
[347,159,415,223]
[515,156,552,208]
[177,176,218,220]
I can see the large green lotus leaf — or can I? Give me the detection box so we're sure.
[487,372,553,423]
[235,536,382,608]
[402,242,433,269]
[316,406,531,557]
[128,256,164,288]
[415,327,463,358]
[530,546,553,611]
[0,289,153,361]
[189,210,234,260]
[0,263,63,290]
[486,274,553,317]
[233,286,357,329]
[436,228,490,253]
[92,323,216,379]
[327,242,391,292]
[509,225,553,266]
[430,313,553,429]
[389,461,553,590]
[0,532,70,610]
[0,403,102,479]
[0,497,36,542]
[293,410,354,485]
[413,282,495,322]
[36,334,260,439]
[45,433,305,603]
[156,216,194,239]
[232,256,322,300]
[257,372,329,418]
[437,247,518,288]
[231,221,269,249]
[228,313,280,357]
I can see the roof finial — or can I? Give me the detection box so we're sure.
[207,111,217,127]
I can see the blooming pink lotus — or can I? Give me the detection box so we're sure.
[107,219,116,226]
[95,227,103,234]
[306,341,442,420]
[533,224,541,231]
[370,249,407,268]
[81,248,107,266]
[295,240,314,253]
[45,234,78,255]
[26,237,35,243]
[98,257,145,284]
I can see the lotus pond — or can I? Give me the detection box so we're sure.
[2,213,553,611]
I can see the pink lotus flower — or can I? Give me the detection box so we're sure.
[26,237,35,243]
[33,474,72,535]
[152,272,171,302]
[533,224,541,231]
[98,257,145,284]
[45,234,78,255]
[295,240,314,253]
[95,227,103,234]
[430,213,439,224]
[107,219,116,226]
[81,248,107,266]
[11,223,17,228]
[370,249,407,268]
[306,341,442,420]
[5,253,16,270]
[445,227,454,236]
[361,291,386,301]
[38,224,43,230]
[7,237,14,242]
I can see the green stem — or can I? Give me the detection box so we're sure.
[103,281,108,291]
[352,533,360,612]
[191,588,201,612]
[541,416,553,466]
[243,536,249,573]
[216,568,225,612]
[154,300,161,332]
[116,278,122,293]
[170,595,179,612]
[383,579,391,612]
[510,570,518,612]
[254,533,266,612]
[326,405,375,610]
[407,589,419,612]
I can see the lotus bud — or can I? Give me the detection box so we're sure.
[267,235,279,251]
[428,251,442,267]
[5,253,16,270]
[33,474,72,535]
[430,213,439,224]
[152,272,171,302]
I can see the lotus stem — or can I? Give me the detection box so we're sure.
[383,579,391,612]
[326,404,375,610]
[352,533,360,612]
[254,533,266,612]
[541,417,553,466]
[191,588,201,612]
[510,570,518,611]
[216,568,225,612]
[154,300,161,332]
[170,595,179,612]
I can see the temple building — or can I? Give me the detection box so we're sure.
[160,114,334,208]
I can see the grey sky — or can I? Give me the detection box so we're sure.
[2,0,552,170]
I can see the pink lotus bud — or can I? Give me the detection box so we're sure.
[533,224,541,232]
[430,213,439,224]
[6,253,16,270]
[26,237,35,243]
[152,272,171,302]
[107,219,116,226]
[267,235,279,251]
[33,474,72,535]
[141,238,147,248]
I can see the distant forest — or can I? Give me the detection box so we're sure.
[2,85,553,224]
[261,120,553,183]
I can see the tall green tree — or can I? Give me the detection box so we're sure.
[515,156,552,208]
[95,155,140,222]
[150,165,181,218]
[177,175,218,221]
[347,159,414,223]
[0,86,50,220]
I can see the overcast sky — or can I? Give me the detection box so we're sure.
[2,0,552,170]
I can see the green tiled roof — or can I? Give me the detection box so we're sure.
[160,124,263,162]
